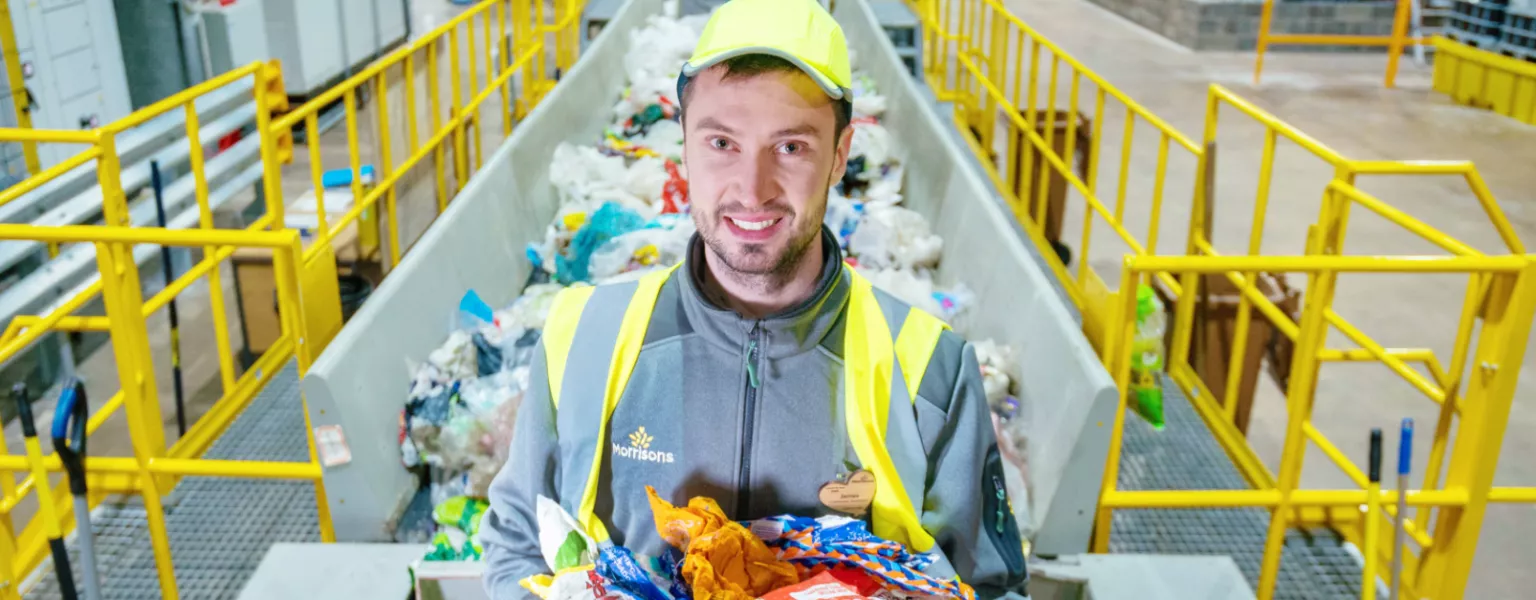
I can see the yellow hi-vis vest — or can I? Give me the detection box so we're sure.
[540,265,949,553]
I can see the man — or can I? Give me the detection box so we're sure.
[480,0,1028,597]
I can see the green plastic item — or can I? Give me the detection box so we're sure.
[423,531,481,562]
[1129,284,1166,430]
[433,496,490,536]
[1136,284,1157,321]
[554,530,588,571]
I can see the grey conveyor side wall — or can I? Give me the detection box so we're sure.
[303,0,1117,558]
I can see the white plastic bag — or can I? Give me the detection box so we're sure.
[852,93,887,119]
[427,330,477,381]
[855,267,945,319]
[537,496,598,572]
[848,122,895,178]
[973,339,1017,407]
[847,204,943,270]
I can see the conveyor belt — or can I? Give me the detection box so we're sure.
[24,362,319,600]
[1110,376,1364,599]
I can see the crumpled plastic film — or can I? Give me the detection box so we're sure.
[557,202,650,284]
[646,486,799,599]
[748,515,976,600]
[973,339,1017,409]
[847,205,942,271]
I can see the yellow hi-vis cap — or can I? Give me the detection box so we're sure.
[681,0,853,100]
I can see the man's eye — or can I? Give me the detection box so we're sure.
[780,142,802,154]
[710,138,731,150]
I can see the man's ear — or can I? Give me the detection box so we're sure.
[829,125,855,183]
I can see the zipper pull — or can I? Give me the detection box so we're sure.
[746,338,760,388]
[993,476,1008,533]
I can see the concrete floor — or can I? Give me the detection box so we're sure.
[1000,0,1536,597]
[5,0,1535,597]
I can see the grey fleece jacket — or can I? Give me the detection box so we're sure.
[480,229,1028,598]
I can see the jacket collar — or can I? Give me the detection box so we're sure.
[677,226,849,359]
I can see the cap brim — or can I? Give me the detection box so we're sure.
[682,47,847,100]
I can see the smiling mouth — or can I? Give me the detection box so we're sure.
[727,217,781,231]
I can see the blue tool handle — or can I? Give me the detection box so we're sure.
[1369,428,1383,484]
[1398,418,1414,476]
[52,379,89,496]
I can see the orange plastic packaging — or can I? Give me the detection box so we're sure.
[645,486,799,600]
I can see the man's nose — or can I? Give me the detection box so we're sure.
[735,149,781,207]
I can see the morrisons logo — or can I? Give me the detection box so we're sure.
[613,426,674,464]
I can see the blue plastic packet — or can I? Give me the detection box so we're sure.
[526,244,544,270]
[459,289,495,329]
[593,545,679,600]
[321,165,376,188]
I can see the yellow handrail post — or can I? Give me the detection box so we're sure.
[1417,260,1536,599]
[376,71,401,266]
[499,0,511,136]
[429,39,448,212]
[0,3,39,175]
[450,26,467,192]
[256,62,288,229]
[1254,0,1276,85]
[1384,0,1412,88]
[184,102,238,395]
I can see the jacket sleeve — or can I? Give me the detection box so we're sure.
[480,339,559,599]
[918,336,1030,599]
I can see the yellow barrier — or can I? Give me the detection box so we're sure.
[1253,0,1425,87]
[0,1,588,596]
[911,0,1536,598]
[1431,36,1536,126]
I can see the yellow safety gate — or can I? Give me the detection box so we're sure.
[908,0,1536,599]
[0,1,587,597]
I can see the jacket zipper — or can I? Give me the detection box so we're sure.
[737,322,762,517]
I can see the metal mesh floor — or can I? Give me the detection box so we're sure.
[24,362,319,600]
[1110,376,1364,599]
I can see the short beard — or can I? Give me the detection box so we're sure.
[701,215,822,293]
[698,177,833,296]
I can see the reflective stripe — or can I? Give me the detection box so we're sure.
[895,307,950,402]
[844,269,937,553]
[551,267,677,543]
[552,266,941,553]
[544,285,596,408]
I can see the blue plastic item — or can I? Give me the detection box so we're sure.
[525,244,544,270]
[555,201,647,284]
[593,545,679,600]
[458,289,495,328]
[321,165,376,188]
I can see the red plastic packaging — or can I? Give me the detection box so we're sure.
[759,572,867,600]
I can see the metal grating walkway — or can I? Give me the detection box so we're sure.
[25,362,319,600]
[1110,376,1364,599]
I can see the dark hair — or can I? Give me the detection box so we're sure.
[677,54,853,141]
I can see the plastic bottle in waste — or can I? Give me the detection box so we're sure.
[1129,284,1166,430]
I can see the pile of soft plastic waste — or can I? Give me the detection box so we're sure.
[400,8,1033,567]
[520,487,977,600]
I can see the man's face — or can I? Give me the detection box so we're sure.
[682,67,853,277]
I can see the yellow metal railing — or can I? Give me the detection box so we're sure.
[1253,0,1425,87]
[266,0,585,272]
[0,62,330,597]
[910,0,1536,598]
[912,0,1204,359]
[0,0,587,596]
